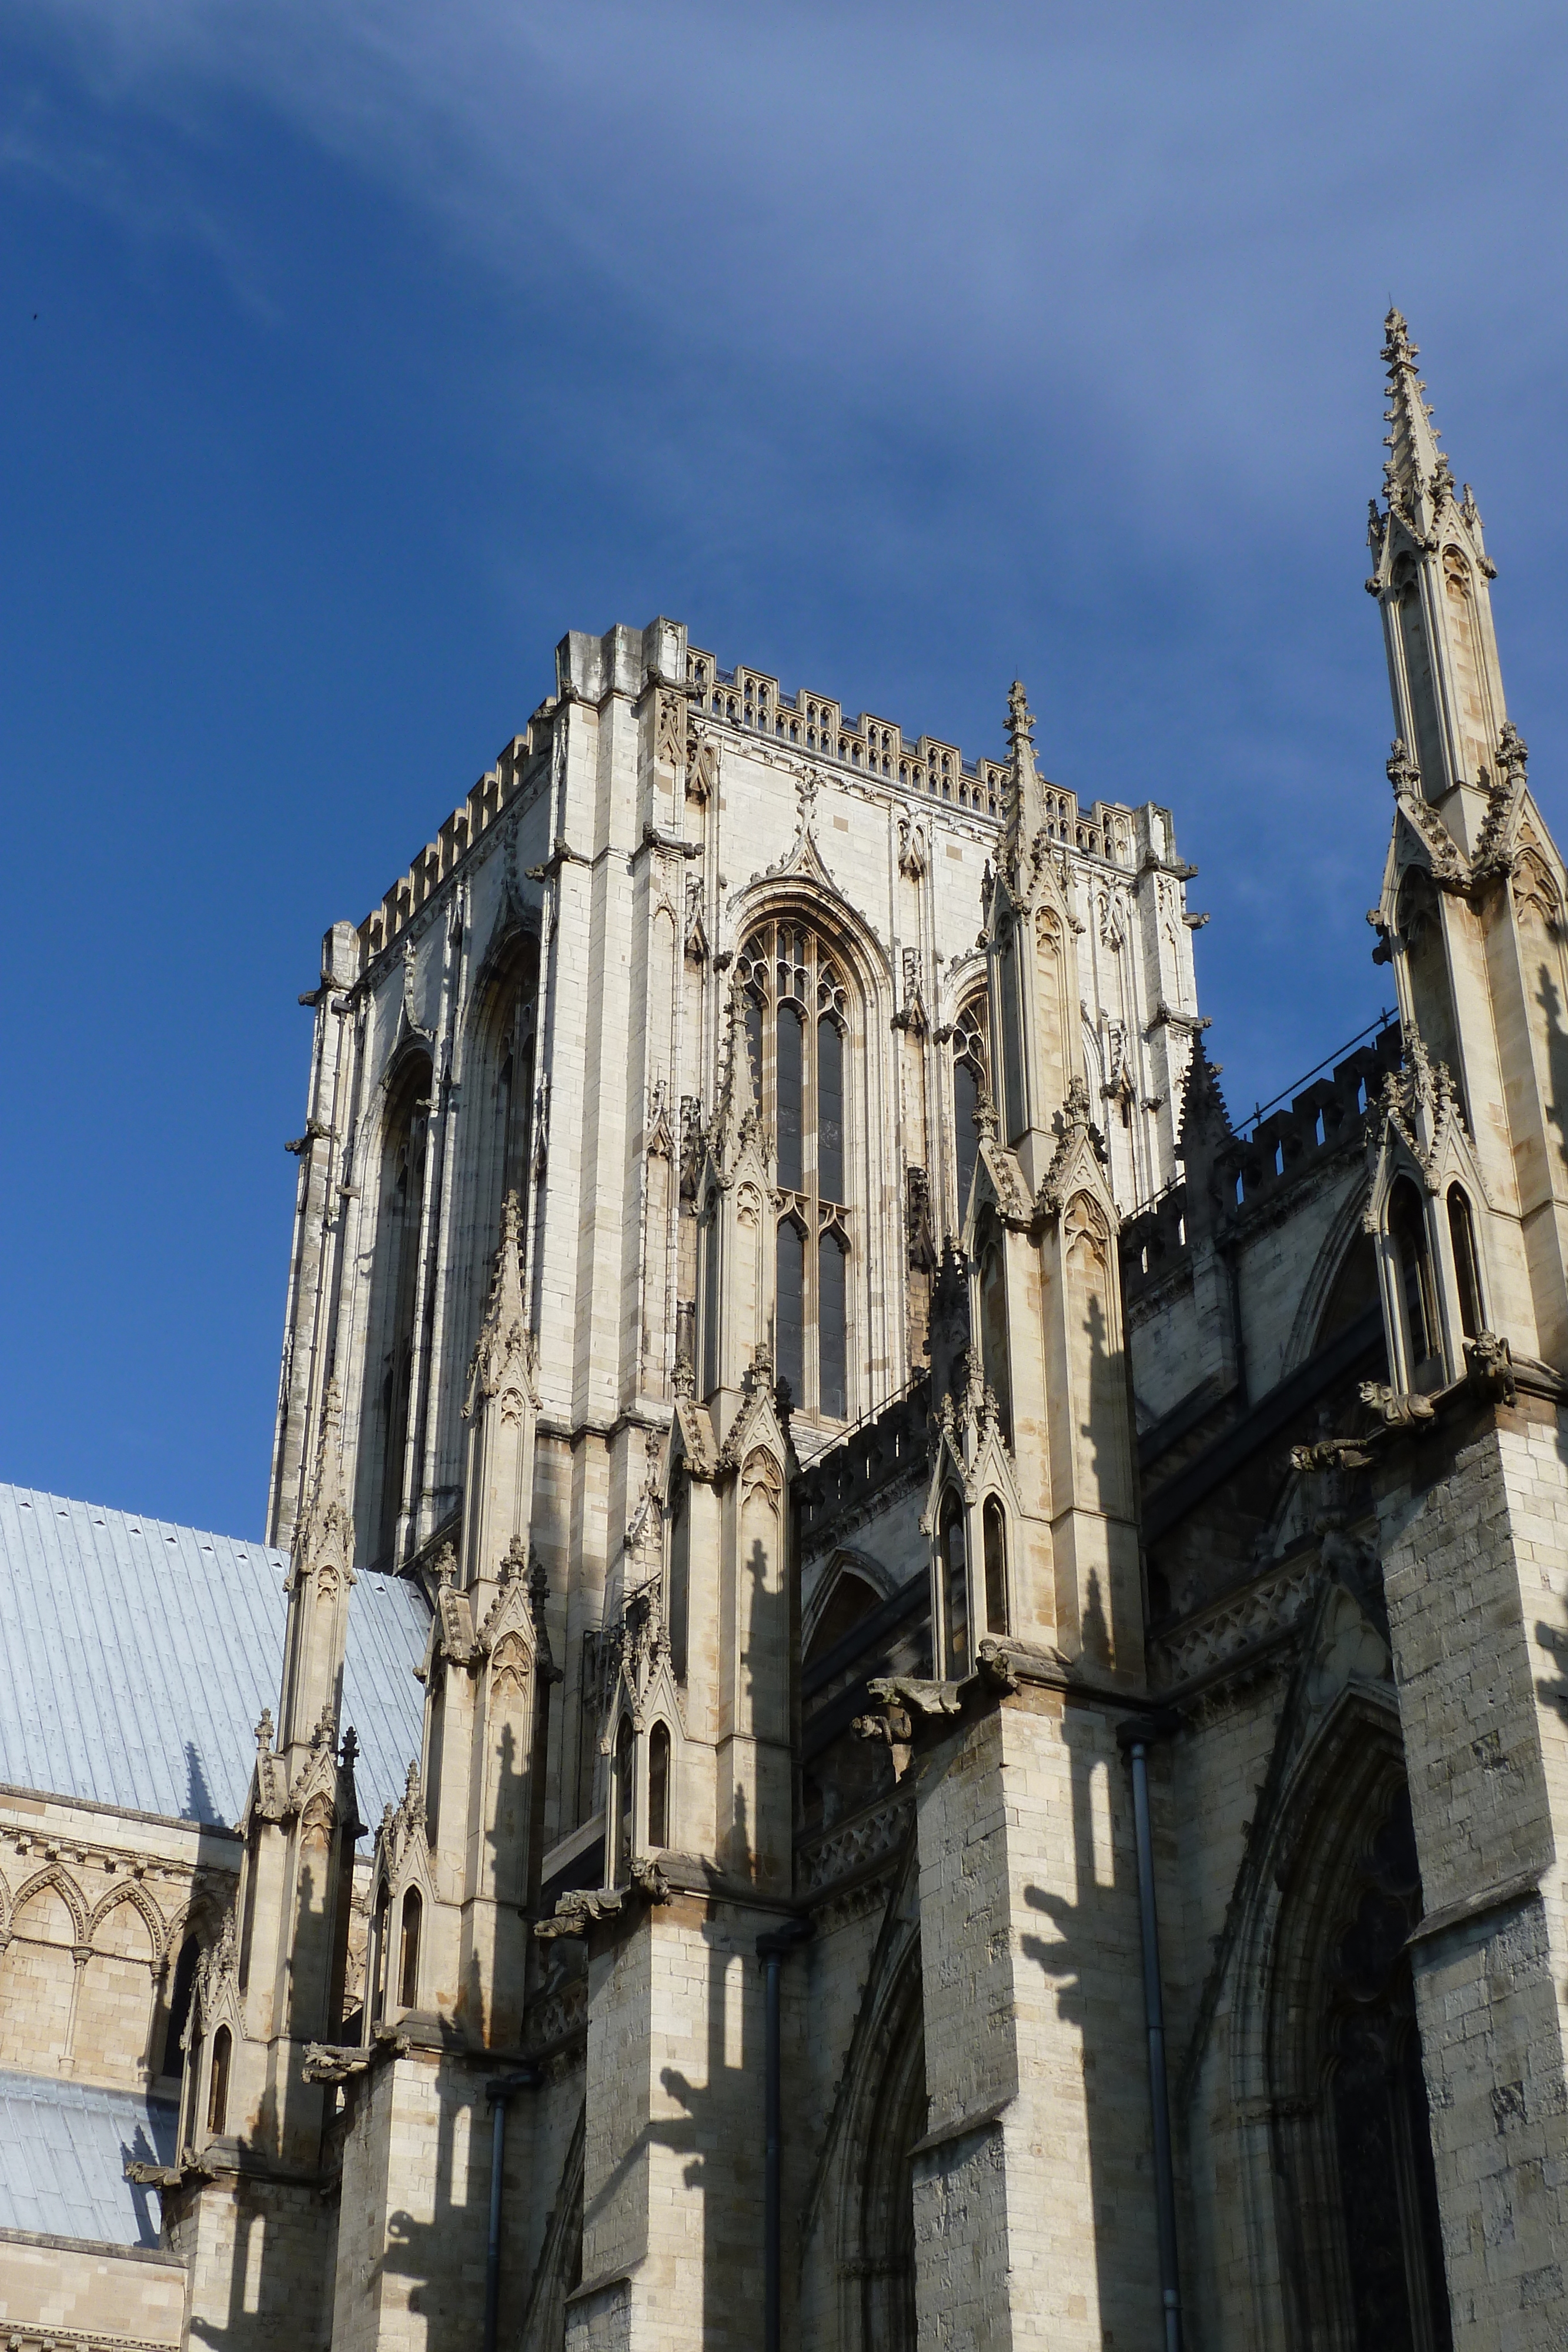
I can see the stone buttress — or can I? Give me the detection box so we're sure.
[1351,309,1568,2349]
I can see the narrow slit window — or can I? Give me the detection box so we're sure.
[818,1231,847,1420]
[776,1007,804,1191]
[1447,1185,1483,1341]
[399,1888,422,2010]
[777,1220,805,1408]
[982,1499,1009,1637]
[1390,1178,1443,1392]
[648,1723,671,1849]
[817,1017,844,1201]
[939,1491,969,1679]
[163,1937,199,2080]
[615,1715,635,1872]
[207,2027,232,2137]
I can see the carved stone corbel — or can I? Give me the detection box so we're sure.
[852,1676,963,1782]
[1464,1331,1516,1405]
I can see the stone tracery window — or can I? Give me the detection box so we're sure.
[739,920,854,1422]
[952,994,989,1227]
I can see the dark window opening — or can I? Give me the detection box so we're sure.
[777,1218,805,1408]
[162,1936,199,2080]
[982,1499,1009,1638]
[399,1887,422,2010]
[206,2027,232,2137]
[1390,1178,1443,1392]
[648,1723,671,1849]
[939,1491,969,1679]
[819,1231,848,1420]
[1447,1185,1483,1341]
[615,1715,635,1873]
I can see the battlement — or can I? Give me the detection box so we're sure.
[356,707,557,968]
[796,1379,930,1556]
[355,618,1162,977]
[1121,1023,1402,1306]
[686,643,1143,858]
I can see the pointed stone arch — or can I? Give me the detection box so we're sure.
[88,1881,167,1966]
[439,918,543,1492]
[820,1875,926,2352]
[521,2099,585,2350]
[4,1867,89,2072]
[356,1040,436,1567]
[1233,1685,1450,2350]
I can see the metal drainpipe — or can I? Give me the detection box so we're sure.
[756,1919,814,2352]
[483,2066,541,2352]
[1119,1717,1183,2352]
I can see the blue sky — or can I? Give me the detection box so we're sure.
[4,2,1567,1535]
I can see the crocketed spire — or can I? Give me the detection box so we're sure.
[1381,306,1451,514]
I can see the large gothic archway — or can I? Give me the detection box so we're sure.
[1263,1702,1451,2351]
[832,1929,927,2352]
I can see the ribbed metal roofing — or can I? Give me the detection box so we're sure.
[0,1486,429,1830]
[0,2069,176,2246]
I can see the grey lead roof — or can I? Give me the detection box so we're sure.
[0,1486,429,1830]
[0,2070,177,2247]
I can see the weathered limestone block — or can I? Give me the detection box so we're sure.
[569,1894,783,2352]
[1382,1398,1568,2349]
[912,1685,1158,2349]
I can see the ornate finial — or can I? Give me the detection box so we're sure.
[310,1700,335,1750]
[1497,720,1529,789]
[1386,739,1422,798]
[339,1726,359,1772]
[711,974,762,1162]
[292,1377,355,1593]
[1379,305,1447,514]
[673,1343,696,1399]
[433,1540,457,1588]
[466,1190,538,1419]
[255,1708,274,1753]
[1000,680,1047,888]
[500,1532,529,1587]
[1176,1035,1233,1155]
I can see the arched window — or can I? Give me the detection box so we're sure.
[776,1215,806,1408]
[357,1050,433,1568]
[370,1885,390,2029]
[1389,1178,1443,1393]
[207,2026,232,2136]
[982,1498,1009,1638]
[615,1715,635,1873]
[667,1481,690,1683]
[739,920,856,1422]
[952,996,989,1227]
[398,1888,423,2010]
[162,1935,200,2080]
[938,1490,969,1679]
[819,1231,848,1419]
[976,1213,1013,1447]
[648,1723,671,1850]
[440,936,542,1493]
[1447,1184,1483,1341]
[1393,556,1445,793]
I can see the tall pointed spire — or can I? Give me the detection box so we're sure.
[1370,304,1509,823]
[278,1377,355,1759]
[1381,307,1452,516]
[710,972,761,1165]
[465,1190,534,1421]
[1001,679,1048,884]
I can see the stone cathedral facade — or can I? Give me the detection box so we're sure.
[9,311,1568,2352]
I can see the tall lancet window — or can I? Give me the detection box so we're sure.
[739,920,855,1423]
[442,936,541,1494]
[359,1050,433,1568]
[951,995,990,1229]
